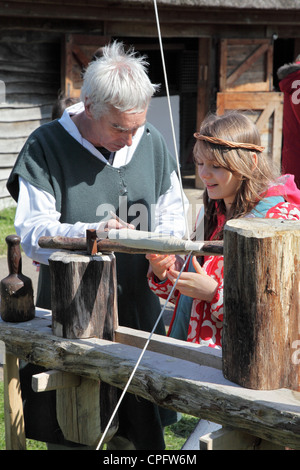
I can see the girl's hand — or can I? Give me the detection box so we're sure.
[146,253,177,280]
[166,256,218,302]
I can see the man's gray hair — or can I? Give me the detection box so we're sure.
[81,41,160,119]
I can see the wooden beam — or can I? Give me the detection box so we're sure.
[1,2,300,27]
[0,312,299,449]
[200,427,285,450]
[115,326,222,370]
[38,235,224,257]
[226,43,269,87]
[32,369,81,392]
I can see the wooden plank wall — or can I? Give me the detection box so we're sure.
[216,39,283,171]
[0,31,61,210]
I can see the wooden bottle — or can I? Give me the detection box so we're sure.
[0,234,35,322]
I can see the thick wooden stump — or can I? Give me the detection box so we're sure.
[50,251,118,339]
[49,251,119,445]
[223,218,300,391]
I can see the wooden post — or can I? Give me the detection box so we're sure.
[4,352,26,450]
[223,218,300,391]
[48,251,119,445]
[49,251,118,339]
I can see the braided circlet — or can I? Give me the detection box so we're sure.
[194,133,265,153]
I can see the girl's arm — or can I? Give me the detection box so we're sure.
[147,254,184,305]
[147,271,179,305]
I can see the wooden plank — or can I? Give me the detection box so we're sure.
[0,137,26,153]
[115,326,222,370]
[0,105,52,122]
[226,43,269,87]
[0,154,17,167]
[31,369,81,392]
[200,427,285,450]
[62,34,110,98]
[216,91,283,170]
[0,180,13,199]
[195,37,212,189]
[0,168,12,180]
[56,376,118,446]
[182,420,221,450]
[3,352,26,450]
[0,312,299,449]
[0,120,47,138]
[219,39,273,92]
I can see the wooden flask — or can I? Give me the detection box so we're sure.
[0,234,35,322]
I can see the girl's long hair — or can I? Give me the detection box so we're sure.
[193,111,279,240]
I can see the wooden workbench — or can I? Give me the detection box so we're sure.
[0,308,299,450]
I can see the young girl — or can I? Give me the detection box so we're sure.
[147,111,300,349]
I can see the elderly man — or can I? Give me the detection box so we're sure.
[7,41,188,450]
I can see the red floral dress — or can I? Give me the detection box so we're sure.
[148,175,300,349]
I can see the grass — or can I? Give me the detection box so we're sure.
[0,207,199,450]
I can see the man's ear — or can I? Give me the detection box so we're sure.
[84,99,93,120]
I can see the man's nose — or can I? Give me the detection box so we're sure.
[122,132,133,147]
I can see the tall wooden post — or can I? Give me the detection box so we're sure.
[49,251,119,445]
[222,218,300,391]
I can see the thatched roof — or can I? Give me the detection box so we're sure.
[126,0,300,9]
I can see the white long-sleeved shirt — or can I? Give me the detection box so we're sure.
[14,102,189,265]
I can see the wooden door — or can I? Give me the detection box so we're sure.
[195,38,213,188]
[217,91,283,172]
[219,38,273,92]
[217,38,283,170]
[62,34,110,98]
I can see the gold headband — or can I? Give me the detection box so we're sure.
[194,133,265,153]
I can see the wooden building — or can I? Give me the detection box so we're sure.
[1,0,300,208]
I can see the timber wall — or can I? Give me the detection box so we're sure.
[0,31,60,210]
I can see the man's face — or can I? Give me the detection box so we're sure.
[87,105,148,151]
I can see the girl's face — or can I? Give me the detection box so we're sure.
[196,153,240,212]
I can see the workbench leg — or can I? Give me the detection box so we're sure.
[3,351,26,450]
